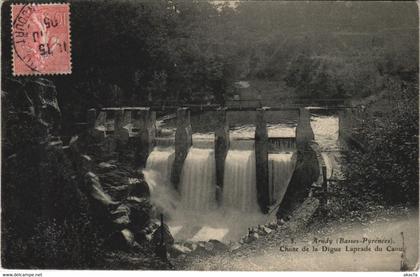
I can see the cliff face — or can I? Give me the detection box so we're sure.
[2,78,99,268]
[1,79,161,269]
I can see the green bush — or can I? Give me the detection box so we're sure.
[343,82,418,206]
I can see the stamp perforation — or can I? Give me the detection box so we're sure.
[11,3,72,76]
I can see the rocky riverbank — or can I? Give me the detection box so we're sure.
[1,78,171,269]
[175,205,418,271]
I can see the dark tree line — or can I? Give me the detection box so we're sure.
[2,1,418,122]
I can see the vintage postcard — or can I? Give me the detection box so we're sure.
[0,0,419,274]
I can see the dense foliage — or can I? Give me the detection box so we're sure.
[2,1,417,122]
[342,77,418,207]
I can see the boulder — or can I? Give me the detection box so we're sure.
[121,229,135,243]
[169,244,192,258]
[251,232,259,241]
[148,221,160,231]
[183,241,198,252]
[133,219,159,242]
[258,225,273,235]
[24,79,61,138]
[68,135,81,155]
[151,223,174,246]
[267,220,278,230]
[126,196,152,230]
[105,229,136,250]
[243,232,259,243]
[85,172,119,207]
[128,175,150,198]
[208,239,229,252]
[145,233,153,242]
[98,161,117,172]
[188,241,207,256]
[229,242,242,252]
[111,204,130,227]
[80,154,93,171]
[204,241,214,252]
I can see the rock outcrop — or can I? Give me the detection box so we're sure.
[70,129,155,249]
[1,78,164,269]
[2,79,99,268]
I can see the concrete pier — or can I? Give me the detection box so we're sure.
[86,108,108,142]
[123,109,132,128]
[214,108,230,204]
[296,107,315,148]
[133,108,156,166]
[95,110,107,131]
[338,109,346,140]
[87,108,97,129]
[171,108,192,190]
[338,105,355,142]
[255,107,270,213]
[114,109,129,144]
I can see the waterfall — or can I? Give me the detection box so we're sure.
[310,114,341,179]
[310,115,339,151]
[155,137,175,147]
[145,147,175,186]
[269,138,296,152]
[268,153,296,205]
[143,147,178,216]
[180,148,216,210]
[223,150,258,212]
[193,133,215,149]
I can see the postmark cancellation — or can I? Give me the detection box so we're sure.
[11,3,71,76]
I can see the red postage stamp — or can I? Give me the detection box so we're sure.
[11,3,71,75]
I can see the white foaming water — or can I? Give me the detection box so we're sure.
[155,137,175,147]
[310,114,343,179]
[229,124,256,150]
[321,152,334,179]
[145,147,175,186]
[267,123,296,138]
[143,128,297,242]
[310,115,339,151]
[223,150,259,212]
[269,138,296,152]
[180,148,217,210]
[268,153,297,205]
[229,124,256,139]
[143,147,178,216]
[169,209,268,242]
[192,132,215,149]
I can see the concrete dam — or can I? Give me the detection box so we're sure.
[87,106,342,242]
